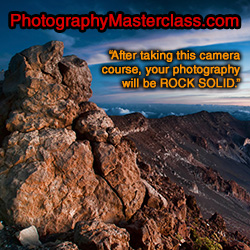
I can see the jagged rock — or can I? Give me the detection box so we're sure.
[0,41,153,237]
[226,241,250,250]
[209,213,226,231]
[3,41,63,95]
[74,220,131,250]
[125,211,163,250]
[0,42,147,237]
[142,179,168,210]
[2,41,92,133]
[50,241,79,250]
[58,55,92,103]
[16,225,42,247]
[111,112,149,136]
[75,109,114,142]
[0,39,145,235]
[93,140,146,219]
[0,128,124,235]
[107,127,122,145]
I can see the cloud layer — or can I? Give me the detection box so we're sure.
[63,19,250,65]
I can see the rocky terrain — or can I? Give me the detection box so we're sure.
[112,111,250,238]
[0,41,249,249]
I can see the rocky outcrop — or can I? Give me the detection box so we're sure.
[0,128,125,235]
[92,140,145,219]
[74,220,132,250]
[2,41,92,133]
[125,216,164,250]
[142,179,168,210]
[0,41,145,238]
[199,168,250,203]
[111,112,148,136]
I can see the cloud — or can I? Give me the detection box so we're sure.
[67,18,250,65]
[44,30,78,48]
[90,81,250,105]
[241,72,250,79]
[87,53,110,65]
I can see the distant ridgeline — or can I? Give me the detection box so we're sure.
[99,103,250,121]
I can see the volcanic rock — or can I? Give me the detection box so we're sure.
[124,212,163,250]
[75,109,114,142]
[2,41,92,133]
[0,41,145,237]
[111,112,148,136]
[142,179,168,210]
[50,241,79,250]
[92,140,146,219]
[209,213,226,231]
[112,111,250,237]
[74,220,132,250]
[0,128,125,235]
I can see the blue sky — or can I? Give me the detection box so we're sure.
[1,0,250,105]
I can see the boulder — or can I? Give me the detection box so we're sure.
[75,109,115,142]
[74,220,132,250]
[142,179,168,210]
[125,213,163,250]
[93,140,146,219]
[16,225,42,247]
[50,241,79,250]
[2,41,92,133]
[0,128,124,235]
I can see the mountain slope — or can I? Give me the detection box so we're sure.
[112,111,250,237]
